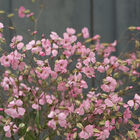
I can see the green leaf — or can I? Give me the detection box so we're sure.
[128,120,134,126]
[8,26,15,30]
[18,126,26,137]
[106,67,113,76]
[35,110,41,129]
[115,112,122,117]
[1,134,11,140]
[24,131,36,140]
[76,123,83,129]
[73,132,77,139]
[24,9,30,14]
[128,131,133,139]
[93,128,100,133]
[8,97,14,102]
[19,123,25,128]
[113,136,120,140]
[128,131,137,139]
[42,136,50,140]
[99,120,105,126]
[30,16,35,22]
[113,104,117,111]
[0,10,5,14]
[7,13,14,18]
[115,122,120,129]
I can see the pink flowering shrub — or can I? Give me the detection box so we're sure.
[0,3,140,140]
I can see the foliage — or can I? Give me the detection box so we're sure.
[0,1,140,140]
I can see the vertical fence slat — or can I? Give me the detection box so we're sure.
[12,0,91,40]
[0,0,12,43]
[93,0,115,42]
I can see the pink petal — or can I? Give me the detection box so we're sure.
[5,130,11,138]
[0,22,4,29]
[48,111,55,118]
[58,113,66,120]
[105,99,114,107]
[4,125,10,132]
[18,107,25,116]
[16,99,23,106]
[17,42,24,50]
[127,100,134,107]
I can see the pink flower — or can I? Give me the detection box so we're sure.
[32,103,41,110]
[26,40,42,53]
[79,125,94,139]
[109,93,122,104]
[66,27,76,35]
[1,77,15,90]
[46,95,54,104]
[97,65,105,73]
[0,22,4,29]
[50,71,58,79]
[4,126,11,137]
[52,49,58,57]
[50,32,61,41]
[48,111,67,129]
[17,42,24,50]
[82,66,95,78]
[76,62,82,69]
[57,82,67,92]
[0,108,3,111]
[4,122,18,138]
[132,124,140,138]
[5,99,25,118]
[58,112,67,127]
[135,94,140,104]
[18,6,26,18]
[82,99,91,110]
[0,55,11,67]
[83,51,96,66]
[26,12,34,18]
[62,32,76,47]
[36,67,51,80]
[39,94,55,105]
[127,100,134,108]
[119,65,129,72]
[82,27,89,39]
[123,107,131,123]
[136,27,140,30]
[18,62,25,71]
[127,94,140,110]
[66,133,74,140]
[54,59,68,73]
[95,129,110,140]
[92,34,100,40]
[75,105,84,115]
[48,119,56,130]
[10,35,23,48]
[94,100,106,115]
[105,98,114,107]
[41,39,51,55]
[101,76,117,92]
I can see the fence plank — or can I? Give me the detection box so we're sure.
[11,0,91,41]
[93,0,116,42]
[0,0,13,43]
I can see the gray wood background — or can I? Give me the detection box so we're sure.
[1,0,140,47]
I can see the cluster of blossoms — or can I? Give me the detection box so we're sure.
[18,6,34,18]
[0,19,140,140]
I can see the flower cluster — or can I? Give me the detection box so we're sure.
[0,19,140,140]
